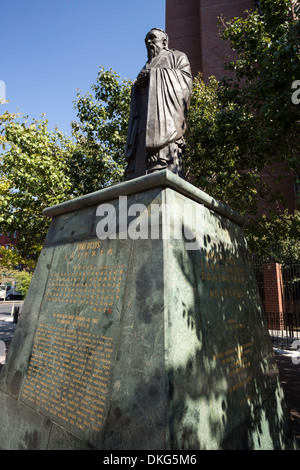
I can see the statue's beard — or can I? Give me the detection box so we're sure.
[147,44,161,61]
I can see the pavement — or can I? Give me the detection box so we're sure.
[274,349,300,446]
[0,302,22,370]
[0,305,299,448]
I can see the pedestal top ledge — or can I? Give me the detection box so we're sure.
[43,170,249,228]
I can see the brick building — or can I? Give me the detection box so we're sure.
[166,0,255,80]
[165,0,297,214]
[0,233,17,251]
[165,0,299,331]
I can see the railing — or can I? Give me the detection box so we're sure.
[251,246,300,350]
[266,311,300,349]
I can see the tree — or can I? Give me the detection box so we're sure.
[0,68,132,267]
[0,258,32,299]
[0,263,18,285]
[219,0,300,174]
[185,74,258,216]
[0,111,75,262]
[70,67,131,195]
[14,270,33,298]
[185,0,300,253]
[2,0,300,262]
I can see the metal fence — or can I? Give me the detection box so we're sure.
[251,247,300,349]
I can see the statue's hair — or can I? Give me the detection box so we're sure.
[145,28,169,45]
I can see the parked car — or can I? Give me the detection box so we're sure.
[0,284,23,300]
[0,285,7,300]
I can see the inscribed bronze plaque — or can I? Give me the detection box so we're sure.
[20,238,126,440]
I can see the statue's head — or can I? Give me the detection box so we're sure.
[145,28,169,60]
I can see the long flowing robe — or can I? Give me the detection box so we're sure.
[124,48,192,180]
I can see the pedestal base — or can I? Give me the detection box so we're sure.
[0,170,296,449]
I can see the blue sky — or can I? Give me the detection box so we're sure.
[0,0,165,135]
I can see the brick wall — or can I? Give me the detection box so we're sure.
[199,0,253,80]
[165,0,298,215]
[0,234,14,249]
[263,263,285,330]
[165,0,254,80]
[166,0,202,78]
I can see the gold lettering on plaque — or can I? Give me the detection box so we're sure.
[200,254,246,300]
[45,265,124,314]
[20,251,125,434]
[21,321,114,433]
[212,341,254,397]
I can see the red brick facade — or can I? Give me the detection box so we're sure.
[165,0,298,215]
[166,0,254,80]
[165,1,298,333]
[0,234,16,250]
[263,263,285,329]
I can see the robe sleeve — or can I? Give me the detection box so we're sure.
[145,51,192,152]
[125,83,139,161]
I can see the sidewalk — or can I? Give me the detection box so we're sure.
[274,349,300,445]
[0,313,299,447]
[0,312,17,371]
[0,302,22,369]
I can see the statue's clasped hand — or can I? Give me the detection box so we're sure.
[147,155,158,163]
[136,69,149,86]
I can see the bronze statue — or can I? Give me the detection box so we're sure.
[124,28,192,180]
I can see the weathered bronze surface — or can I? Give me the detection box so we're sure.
[0,171,296,449]
[124,28,192,180]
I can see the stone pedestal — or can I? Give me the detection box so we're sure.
[0,170,296,449]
